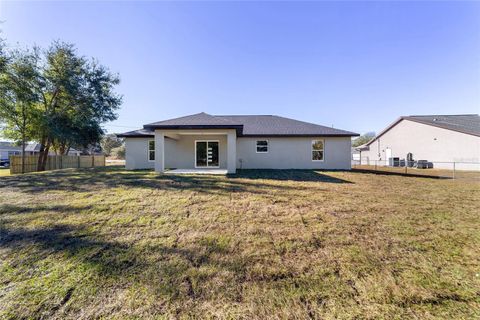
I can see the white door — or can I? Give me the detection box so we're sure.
[385,148,392,166]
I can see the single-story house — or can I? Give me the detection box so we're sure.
[0,142,21,162]
[351,147,360,161]
[25,143,82,156]
[117,112,359,173]
[357,114,480,170]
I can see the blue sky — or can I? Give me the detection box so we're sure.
[1,1,479,135]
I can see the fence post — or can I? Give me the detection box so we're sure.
[92,155,94,168]
[78,156,80,168]
[453,162,455,180]
[375,160,377,171]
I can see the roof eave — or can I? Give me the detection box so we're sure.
[143,124,243,129]
[241,133,360,137]
[116,134,154,138]
[143,124,244,135]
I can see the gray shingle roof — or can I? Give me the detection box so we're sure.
[404,114,480,137]
[217,115,357,136]
[0,142,21,151]
[124,112,358,137]
[144,112,242,128]
[365,114,480,146]
[116,128,154,138]
[25,143,41,152]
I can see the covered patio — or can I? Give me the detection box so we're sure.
[164,168,228,175]
[153,129,238,174]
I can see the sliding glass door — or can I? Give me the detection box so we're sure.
[195,141,219,168]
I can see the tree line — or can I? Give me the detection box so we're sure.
[0,38,122,173]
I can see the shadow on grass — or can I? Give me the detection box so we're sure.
[351,168,451,180]
[230,169,352,183]
[0,204,93,215]
[0,167,352,195]
[0,223,249,299]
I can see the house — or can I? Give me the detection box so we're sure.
[351,147,360,161]
[358,114,480,170]
[117,112,359,173]
[25,143,82,156]
[0,142,21,165]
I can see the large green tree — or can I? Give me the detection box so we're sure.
[100,133,124,156]
[33,41,122,170]
[352,131,375,147]
[0,40,122,172]
[0,46,41,173]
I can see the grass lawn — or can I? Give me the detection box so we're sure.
[0,167,479,319]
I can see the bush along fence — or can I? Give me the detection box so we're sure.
[9,155,106,174]
[351,157,480,180]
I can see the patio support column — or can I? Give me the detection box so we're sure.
[155,130,165,173]
[227,130,236,174]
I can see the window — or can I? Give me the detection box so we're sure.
[312,140,324,161]
[256,140,268,153]
[148,140,155,161]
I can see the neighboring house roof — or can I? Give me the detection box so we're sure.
[0,142,21,151]
[118,112,359,137]
[365,114,480,147]
[354,144,370,152]
[25,143,42,152]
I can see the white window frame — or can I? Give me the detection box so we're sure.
[255,140,269,153]
[148,140,155,162]
[311,139,324,162]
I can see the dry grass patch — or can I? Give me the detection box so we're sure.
[0,167,479,319]
[0,168,10,177]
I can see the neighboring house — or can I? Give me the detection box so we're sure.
[358,114,480,170]
[351,147,360,161]
[25,143,82,156]
[117,112,359,173]
[24,143,43,155]
[0,142,21,163]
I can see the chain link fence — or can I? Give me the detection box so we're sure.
[352,158,480,180]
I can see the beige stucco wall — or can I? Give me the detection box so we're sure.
[125,133,231,170]
[125,137,155,170]
[125,135,352,170]
[362,119,480,170]
[164,135,228,169]
[236,136,352,170]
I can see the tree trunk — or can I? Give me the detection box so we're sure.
[39,143,51,171]
[21,134,26,174]
[37,137,46,171]
[37,138,51,171]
